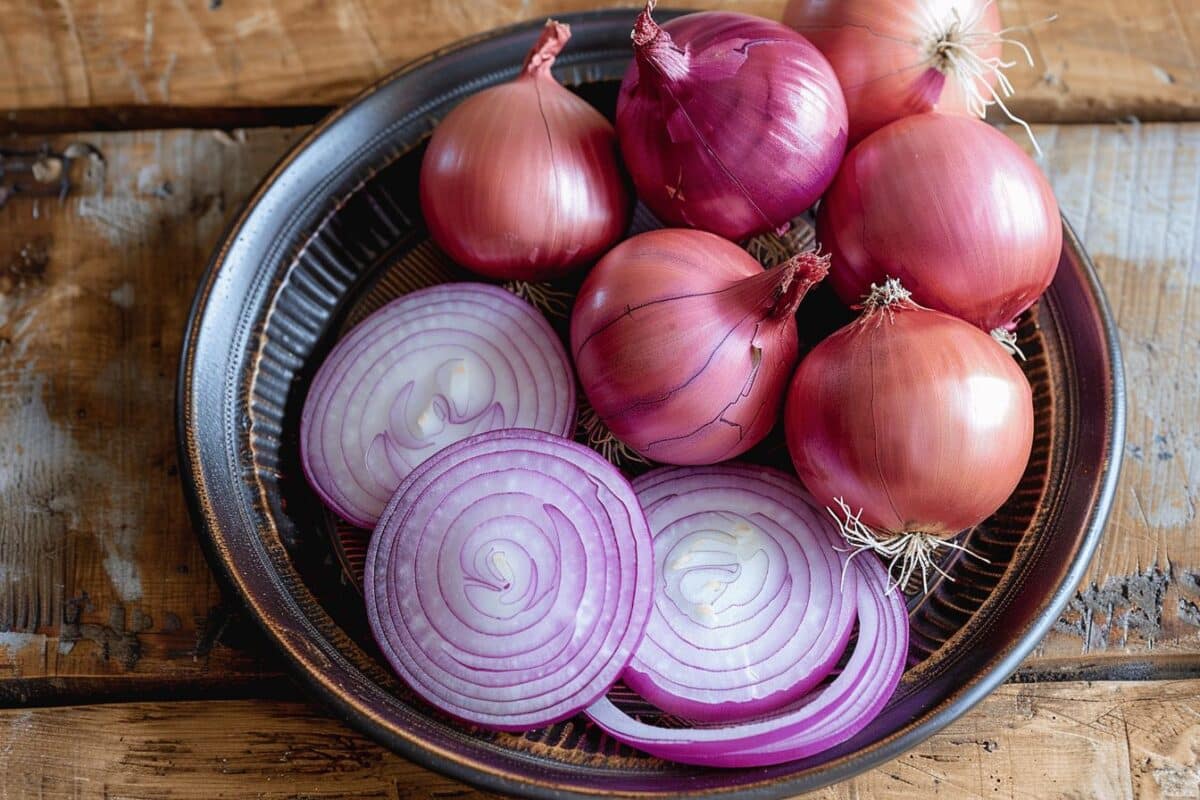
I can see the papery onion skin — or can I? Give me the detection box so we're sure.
[300,283,575,528]
[625,464,857,722]
[616,4,847,240]
[365,428,653,732]
[585,551,907,768]
[784,0,1004,143]
[818,113,1061,334]
[419,20,631,281]
[785,283,1034,538]
[570,228,828,466]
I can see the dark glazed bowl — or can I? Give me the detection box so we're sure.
[177,9,1125,799]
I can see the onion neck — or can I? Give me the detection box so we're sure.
[770,252,830,318]
[522,19,571,78]
[632,1,690,86]
[859,278,919,316]
[731,252,829,321]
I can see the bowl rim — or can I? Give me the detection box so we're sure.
[176,8,1126,798]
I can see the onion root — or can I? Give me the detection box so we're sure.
[577,400,650,468]
[923,1,1055,155]
[503,279,573,320]
[828,497,990,595]
[990,326,1027,361]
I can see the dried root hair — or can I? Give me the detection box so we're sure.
[921,0,1055,156]
[576,401,649,468]
[828,497,989,595]
[503,279,573,321]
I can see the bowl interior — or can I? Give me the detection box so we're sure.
[179,10,1122,799]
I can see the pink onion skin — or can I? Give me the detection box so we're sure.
[571,229,827,466]
[818,113,1061,333]
[785,290,1034,537]
[419,21,631,281]
[784,0,1002,143]
[616,6,847,240]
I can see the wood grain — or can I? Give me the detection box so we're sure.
[1015,122,1200,661]
[0,680,1198,798]
[0,0,1195,130]
[0,128,299,696]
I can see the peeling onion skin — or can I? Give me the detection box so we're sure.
[784,285,1035,537]
[616,4,847,240]
[419,20,631,281]
[571,229,828,466]
[365,429,653,732]
[818,113,1061,334]
[784,0,1003,144]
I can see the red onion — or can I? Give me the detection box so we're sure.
[785,279,1034,590]
[365,429,653,731]
[784,0,1040,146]
[616,2,847,240]
[818,113,1061,345]
[625,465,858,722]
[570,229,829,465]
[419,20,631,281]
[300,283,575,528]
[586,551,907,767]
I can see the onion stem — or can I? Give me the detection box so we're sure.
[522,19,570,77]
[860,277,916,315]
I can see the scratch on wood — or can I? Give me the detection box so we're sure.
[1054,565,1170,652]
[1179,598,1200,628]
[61,595,151,670]
[76,197,155,247]
[1153,762,1200,795]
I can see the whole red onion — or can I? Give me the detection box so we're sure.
[571,229,828,466]
[818,113,1061,342]
[616,2,847,240]
[419,20,631,281]
[785,279,1034,589]
[784,0,1028,145]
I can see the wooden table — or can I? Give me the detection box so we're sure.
[0,1,1197,797]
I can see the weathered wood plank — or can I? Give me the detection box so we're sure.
[0,0,1195,130]
[0,681,1197,798]
[1013,122,1200,661]
[0,128,300,693]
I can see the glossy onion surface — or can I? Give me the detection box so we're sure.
[818,113,1061,333]
[786,292,1034,536]
[784,0,1005,142]
[419,21,630,280]
[616,5,847,240]
[571,229,825,465]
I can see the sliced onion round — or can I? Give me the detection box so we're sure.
[365,428,653,731]
[301,283,575,527]
[585,552,907,767]
[624,464,857,722]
